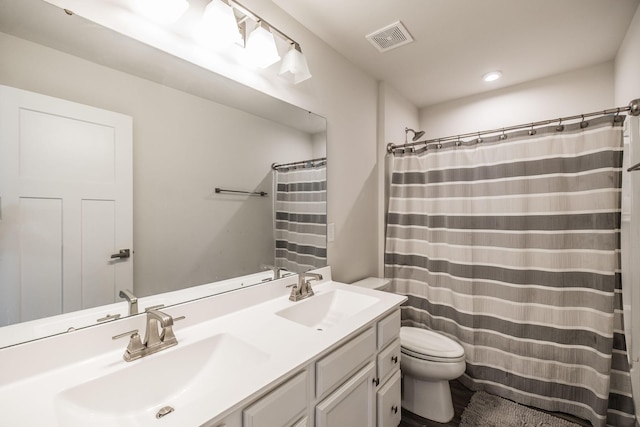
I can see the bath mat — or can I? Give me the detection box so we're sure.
[460,391,582,427]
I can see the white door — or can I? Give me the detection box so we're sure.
[0,85,133,326]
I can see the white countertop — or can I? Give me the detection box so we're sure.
[0,267,406,426]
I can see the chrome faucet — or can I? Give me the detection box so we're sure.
[262,264,289,280]
[118,289,138,315]
[112,305,184,362]
[289,272,323,302]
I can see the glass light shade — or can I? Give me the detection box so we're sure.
[135,0,189,24]
[194,0,241,48]
[279,46,312,84]
[245,25,281,69]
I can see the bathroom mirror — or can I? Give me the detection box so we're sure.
[0,0,327,347]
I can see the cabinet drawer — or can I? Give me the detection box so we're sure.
[243,370,307,427]
[377,339,401,384]
[316,327,376,397]
[377,309,400,350]
[377,370,401,427]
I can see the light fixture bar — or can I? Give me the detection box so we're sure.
[229,0,298,49]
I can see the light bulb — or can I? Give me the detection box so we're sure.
[482,71,502,82]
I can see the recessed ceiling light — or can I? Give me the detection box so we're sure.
[482,71,502,82]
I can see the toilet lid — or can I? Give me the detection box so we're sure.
[400,327,464,359]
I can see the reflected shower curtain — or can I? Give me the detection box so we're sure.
[274,163,327,273]
[385,116,636,427]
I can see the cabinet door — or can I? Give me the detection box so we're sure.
[377,370,401,427]
[316,361,376,427]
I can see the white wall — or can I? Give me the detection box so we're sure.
[420,62,615,138]
[0,33,315,297]
[615,3,640,106]
[376,82,419,276]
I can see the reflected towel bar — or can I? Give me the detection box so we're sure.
[215,187,268,197]
[628,162,640,172]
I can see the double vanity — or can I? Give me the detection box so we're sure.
[0,267,406,426]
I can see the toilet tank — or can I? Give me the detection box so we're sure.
[350,277,391,292]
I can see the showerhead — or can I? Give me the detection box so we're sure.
[405,127,425,142]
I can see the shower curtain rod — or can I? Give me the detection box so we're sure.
[272,156,327,170]
[387,98,640,154]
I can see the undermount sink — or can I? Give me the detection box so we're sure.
[55,333,269,426]
[276,289,380,330]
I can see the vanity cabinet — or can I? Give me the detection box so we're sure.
[206,308,402,427]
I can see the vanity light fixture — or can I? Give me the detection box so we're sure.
[482,71,502,82]
[194,0,242,48]
[279,43,312,84]
[245,21,281,69]
[133,0,313,83]
[135,0,189,24]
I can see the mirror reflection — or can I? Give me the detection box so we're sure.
[0,0,327,348]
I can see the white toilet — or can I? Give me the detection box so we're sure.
[399,326,465,422]
[351,277,466,423]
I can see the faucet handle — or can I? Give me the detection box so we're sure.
[145,304,165,312]
[112,329,145,361]
[112,329,139,340]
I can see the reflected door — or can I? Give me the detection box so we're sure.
[0,85,133,326]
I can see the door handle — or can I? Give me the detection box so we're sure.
[110,249,131,259]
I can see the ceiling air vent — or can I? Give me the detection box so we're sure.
[366,21,414,53]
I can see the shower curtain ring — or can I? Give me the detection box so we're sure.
[556,118,564,132]
[499,129,507,140]
[476,133,483,144]
[528,124,536,136]
[614,108,623,124]
[456,136,462,147]
[580,115,589,128]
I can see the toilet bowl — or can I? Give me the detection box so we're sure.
[400,327,465,423]
[350,278,466,423]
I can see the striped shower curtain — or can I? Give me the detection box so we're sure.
[274,163,327,273]
[385,116,636,427]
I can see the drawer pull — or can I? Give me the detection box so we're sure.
[392,405,398,414]
[373,377,380,386]
[391,355,398,364]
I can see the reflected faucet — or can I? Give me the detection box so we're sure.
[289,271,323,302]
[262,264,289,280]
[118,289,138,315]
